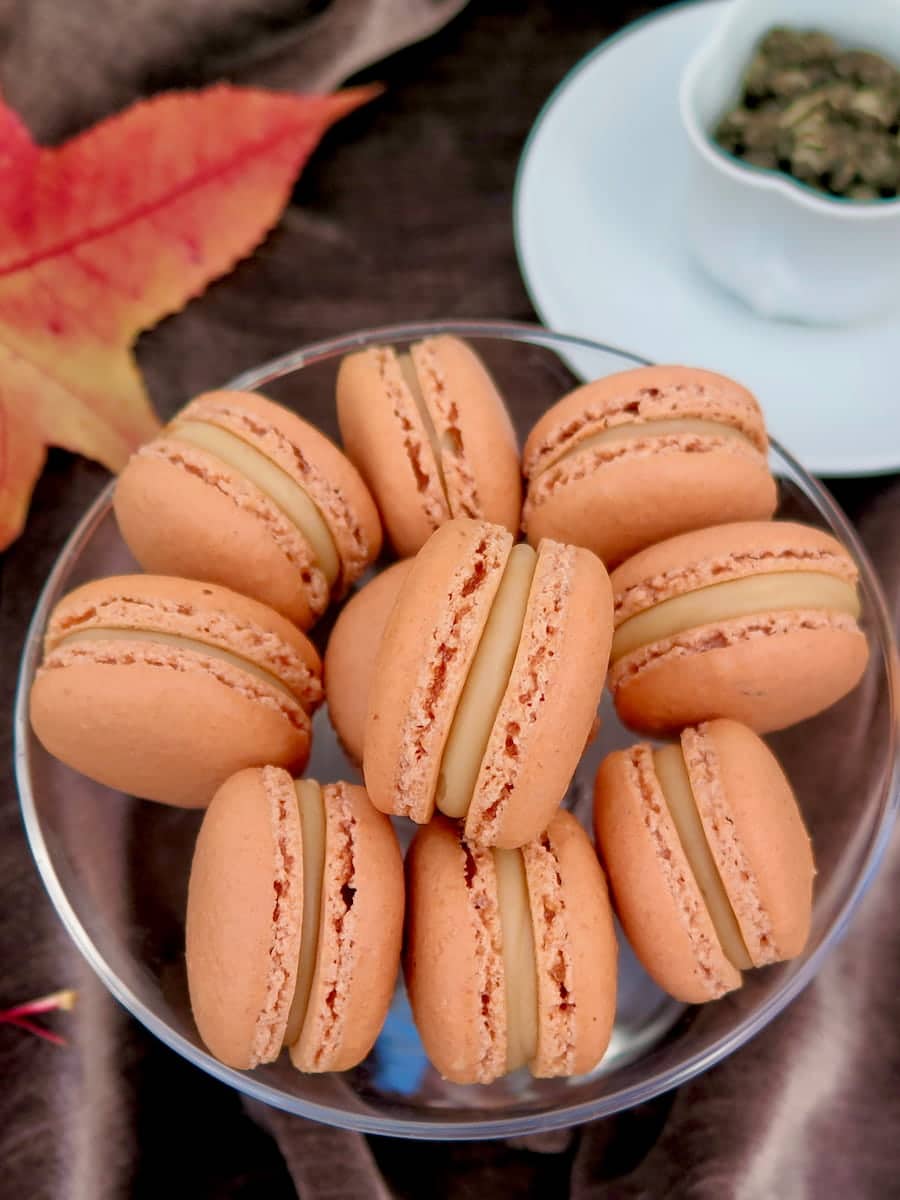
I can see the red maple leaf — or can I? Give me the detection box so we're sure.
[0,84,378,549]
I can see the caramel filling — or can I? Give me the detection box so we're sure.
[397,352,449,503]
[437,544,537,819]
[283,780,327,1047]
[55,627,299,702]
[493,847,539,1072]
[170,420,340,587]
[653,745,752,971]
[612,571,860,662]
[543,418,756,473]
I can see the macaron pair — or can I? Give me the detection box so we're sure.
[594,720,814,1003]
[114,389,383,629]
[364,519,613,848]
[522,365,777,566]
[29,575,321,807]
[187,767,403,1071]
[608,521,869,734]
[336,336,522,556]
[405,812,617,1084]
[324,560,412,765]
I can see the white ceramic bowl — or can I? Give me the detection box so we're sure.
[679,0,900,325]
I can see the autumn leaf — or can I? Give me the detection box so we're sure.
[0,83,378,550]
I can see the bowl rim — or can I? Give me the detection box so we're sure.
[14,318,900,1138]
[678,0,900,218]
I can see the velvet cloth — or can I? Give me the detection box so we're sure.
[0,2,897,1195]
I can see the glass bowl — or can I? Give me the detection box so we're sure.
[14,321,899,1139]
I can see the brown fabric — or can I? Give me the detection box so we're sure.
[0,2,897,1197]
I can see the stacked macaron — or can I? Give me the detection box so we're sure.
[518,369,867,1005]
[26,337,872,1086]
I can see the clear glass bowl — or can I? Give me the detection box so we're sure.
[14,321,899,1139]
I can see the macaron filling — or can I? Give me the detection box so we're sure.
[51,627,303,704]
[436,543,537,819]
[397,351,450,503]
[653,745,752,972]
[493,846,539,1072]
[283,780,327,1048]
[167,419,340,587]
[612,571,861,663]
[538,417,760,475]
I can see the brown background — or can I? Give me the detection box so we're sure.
[1,2,898,1196]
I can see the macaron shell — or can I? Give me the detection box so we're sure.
[689,720,814,962]
[594,746,741,1003]
[181,390,383,589]
[114,448,325,629]
[291,783,404,1073]
[403,816,507,1084]
[611,520,859,622]
[523,365,768,478]
[336,347,450,557]
[324,560,413,765]
[611,611,869,735]
[523,811,617,1076]
[465,540,613,848]
[523,449,776,567]
[30,653,311,807]
[364,520,511,823]
[411,335,522,535]
[186,767,303,1070]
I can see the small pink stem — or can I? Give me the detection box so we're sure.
[0,988,76,1046]
[2,1017,67,1047]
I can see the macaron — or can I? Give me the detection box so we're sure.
[29,575,322,807]
[608,520,869,735]
[594,720,814,1003]
[113,389,383,629]
[364,519,613,848]
[404,812,617,1084]
[336,336,522,557]
[324,559,413,765]
[522,365,777,566]
[186,767,404,1071]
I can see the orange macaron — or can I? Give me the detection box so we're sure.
[336,336,522,556]
[114,389,383,629]
[186,767,404,1072]
[29,575,321,807]
[404,812,617,1084]
[594,720,814,1004]
[608,520,869,734]
[324,559,413,765]
[522,365,777,566]
[364,519,613,848]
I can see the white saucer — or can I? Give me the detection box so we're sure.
[513,0,900,477]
